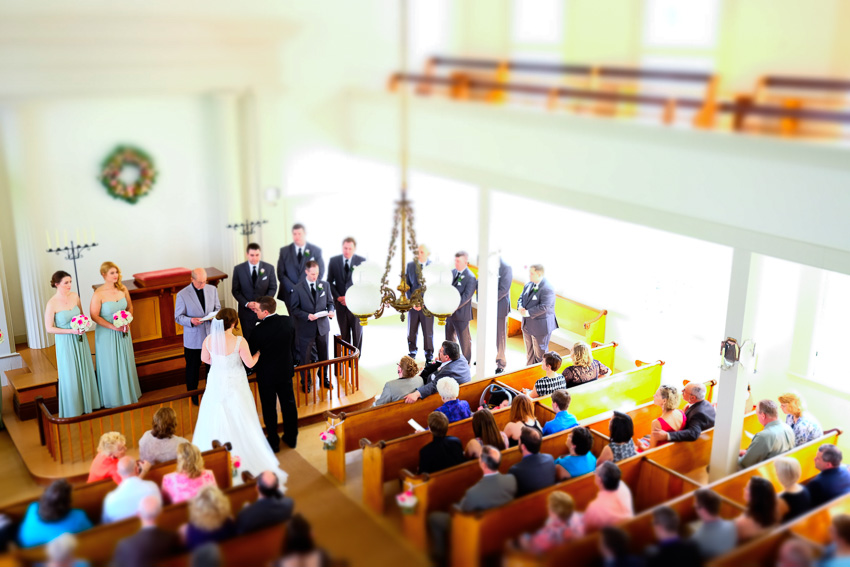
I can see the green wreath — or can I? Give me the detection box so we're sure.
[99,145,158,204]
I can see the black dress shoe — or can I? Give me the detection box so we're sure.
[495,368,505,374]
[323,379,332,389]
[301,382,312,394]
[283,438,297,449]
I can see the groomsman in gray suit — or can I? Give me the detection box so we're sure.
[518,264,558,365]
[406,244,434,363]
[327,237,365,351]
[495,258,513,374]
[231,243,278,341]
[445,251,477,365]
[175,268,221,404]
[290,261,335,391]
[276,223,325,308]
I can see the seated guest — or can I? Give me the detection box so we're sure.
[598,411,637,464]
[464,408,508,459]
[518,491,584,554]
[641,385,685,449]
[237,471,294,535]
[102,456,158,523]
[776,538,815,567]
[689,489,737,560]
[373,355,424,406]
[112,494,182,567]
[180,485,236,551]
[525,351,566,399]
[645,506,702,567]
[87,431,128,484]
[428,446,517,565]
[818,514,850,567]
[583,462,634,532]
[139,407,189,464]
[276,514,329,567]
[555,427,598,480]
[435,377,472,423]
[599,526,644,567]
[739,400,795,469]
[734,476,778,542]
[508,426,557,497]
[191,543,222,567]
[503,394,542,447]
[775,457,812,523]
[779,393,823,447]
[651,381,715,445]
[162,443,217,504]
[562,341,609,388]
[808,444,850,507]
[541,389,578,436]
[18,479,92,548]
[39,533,89,567]
[418,411,465,474]
[404,341,471,404]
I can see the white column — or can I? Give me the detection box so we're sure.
[709,247,754,481]
[475,187,498,379]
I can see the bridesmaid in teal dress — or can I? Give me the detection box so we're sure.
[44,271,102,417]
[90,261,141,408]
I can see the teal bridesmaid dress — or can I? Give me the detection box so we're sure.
[95,298,141,408]
[54,307,102,418]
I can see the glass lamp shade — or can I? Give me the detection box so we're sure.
[421,262,454,286]
[345,283,383,317]
[352,261,384,286]
[423,282,460,317]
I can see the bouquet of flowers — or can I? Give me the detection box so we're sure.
[231,455,241,479]
[112,310,133,337]
[319,427,337,450]
[69,315,94,343]
[0,328,4,345]
[395,490,418,515]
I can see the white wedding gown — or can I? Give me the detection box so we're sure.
[192,334,288,487]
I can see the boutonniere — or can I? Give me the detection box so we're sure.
[532,284,539,292]
[305,249,311,258]
[317,284,323,291]
[349,265,355,272]
[259,268,265,275]
[458,274,464,280]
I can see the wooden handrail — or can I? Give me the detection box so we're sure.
[583,309,608,330]
[764,76,850,91]
[635,359,665,367]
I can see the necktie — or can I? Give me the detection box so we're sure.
[311,283,316,302]
[251,266,258,286]
[344,259,350,277]
[297,247,303,264]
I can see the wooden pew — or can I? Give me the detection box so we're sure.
[493,341,618,392]
[0,445,232,525]
[158,522,287,567]
[14,480,258,565]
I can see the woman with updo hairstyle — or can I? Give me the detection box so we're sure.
[17,479,93,548]
[44,270,101,417]
[373,355,424,406]
[139,407,189,464]
[642,385,686,449]
[90,261,140,408]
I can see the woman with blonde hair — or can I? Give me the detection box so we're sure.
[779,393,823,447]
[503,394,542,447]
[561,341,609,388]
[775,457,812,523]
[90,261,140,408]
[180,485,235,551]
[641,385,686,449]
[139,407,189,464]
[162,442,217,504]
[87,432,130,483]
[372,355,424,406]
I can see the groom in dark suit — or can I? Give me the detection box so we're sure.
[249,296,298,451]
[232,243,277,341]
[276,223,325,308]
[290,261,335,391]
[327,236,365,352]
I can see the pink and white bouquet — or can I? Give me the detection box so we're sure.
[112,310,133,337]
[395,490,418,514]
[319,427,337,450]
[0,328,4,345]
[231,455,242,479]
[69,314,94,343]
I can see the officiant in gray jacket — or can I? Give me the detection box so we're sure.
[175,268,221,404]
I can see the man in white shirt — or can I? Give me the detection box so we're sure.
[102,457,159,524]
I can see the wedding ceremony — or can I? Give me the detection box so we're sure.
[1,1,850,566]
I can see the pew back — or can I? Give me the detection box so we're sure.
[550,360,664,417]
[158,523,287,567]
[496,342,617,392]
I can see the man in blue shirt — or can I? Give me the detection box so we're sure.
[808,444,850,507]
[555,426,597,480]
[542,390,578,436]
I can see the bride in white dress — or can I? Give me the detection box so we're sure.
[192,309,288,487]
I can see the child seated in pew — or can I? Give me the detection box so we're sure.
[517,491,584,554]
[179,485,236,552]
[555,427,597,481]
[734,476,779,543]
[524,351,566,399]
[464,408,508,459]
[541,390,579,436]
[18,479,93,548]
[87,431,129,484]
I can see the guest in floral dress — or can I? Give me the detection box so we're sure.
[162,443,217,504]
[518,491,584,554]
[434,377,472,423]
[561,341,610,388]
[778,392,823,447]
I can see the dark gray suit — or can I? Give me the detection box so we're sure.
[446,267,476,364]
[406,260,434,361]
[328,253,365,352]
[111,526,181,567]
[416,356,471,400]
[509,452,557,497]
[496,259,513,370]
[231,261,277,340]
[276,242,324,306]
[236,496,294,535]
[518,277,558,365]
[290,279,335,386]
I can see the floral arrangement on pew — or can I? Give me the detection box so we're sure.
[231,455,241,479]
[0,328,4,344]
[112,310,133,337]
[319,427,337,450]
[69,315,94,343]
[396,490,418,515]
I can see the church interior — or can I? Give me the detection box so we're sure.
[1,1,850,566]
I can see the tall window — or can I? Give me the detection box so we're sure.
[511,0,565,57]
[809,270,850,392]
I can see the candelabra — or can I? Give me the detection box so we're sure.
[227,218,268,247]
[47,240,99,297]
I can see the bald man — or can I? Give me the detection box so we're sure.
[175,268,221,404]
[102,457,157,523]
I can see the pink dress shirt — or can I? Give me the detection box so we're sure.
[582,482,634,532]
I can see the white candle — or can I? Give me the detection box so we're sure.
[76,229,80,245]
[46,230,52,249]
[92,227,96,243]
[55,230,60,248]
[64,230,68,247]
